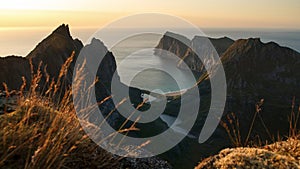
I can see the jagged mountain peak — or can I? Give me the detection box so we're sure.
[221,36,300,96]
[228,38,262,51]
[26,24,83,60]
[223,37,293,54]
[221,37,298,63]
[52,24,72,38]
[0,24,84,90]
[90,38,108,52]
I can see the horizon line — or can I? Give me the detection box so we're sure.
[1,26,300,31]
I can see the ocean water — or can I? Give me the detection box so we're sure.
[1,27,300,93]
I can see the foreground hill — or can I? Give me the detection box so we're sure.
[196,138,300,169]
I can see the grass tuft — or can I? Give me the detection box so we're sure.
[0,52,120,169]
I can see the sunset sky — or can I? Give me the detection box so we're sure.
[0,0,299,29]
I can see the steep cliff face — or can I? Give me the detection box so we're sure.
[26,24,83,85]
[79,38,119,93]
[154,31,191,59]
[222,38,300,138]
[155,32,234,72]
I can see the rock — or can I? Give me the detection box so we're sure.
[195,138,300,169]
[110,145,173,169]
[0,24,83,90]
[119,156,172,169]
[154,31,191,59]
[154,32,234,72]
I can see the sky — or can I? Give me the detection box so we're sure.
[0,0,299,29]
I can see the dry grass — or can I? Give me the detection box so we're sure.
[0,52,119,169]
[220,98,299,147]
[220,112,242,147]
[0,50,170,169]
[203,96,300,168]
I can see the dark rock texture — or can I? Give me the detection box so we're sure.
[154,32,234,72]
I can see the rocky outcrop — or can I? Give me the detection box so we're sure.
[118,153,172,169]
[154,31,191,59]
[195,138,300,169]
[154,32,234,72]
[222,38,300,91]
[0,24,122,98]
[0,24,83,90]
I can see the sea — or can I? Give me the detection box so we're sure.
[1,27,300,93]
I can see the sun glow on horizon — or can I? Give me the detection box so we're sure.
[0,0,299,29]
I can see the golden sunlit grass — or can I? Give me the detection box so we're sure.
[0,52,120,169]
[197,98,300,169]
[220,98,299,148]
